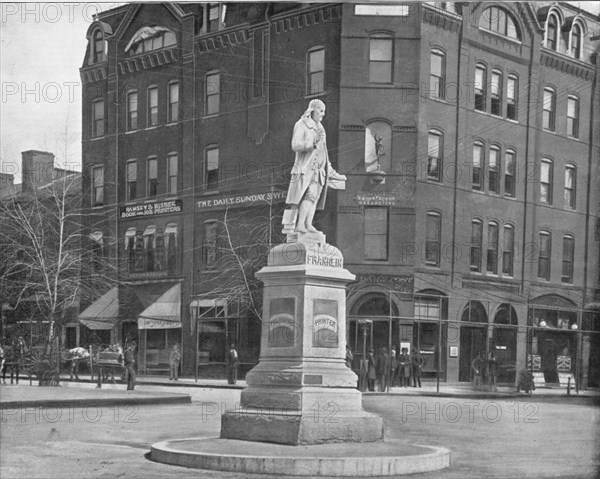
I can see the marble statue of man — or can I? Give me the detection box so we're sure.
[284,99,346,234]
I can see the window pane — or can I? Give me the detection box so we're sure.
[431,52,443,77]
[364,207,387,234]
[540,161,550,183]
[370,38,392,61]
[491,72,501,96]
[369,62,392,83]
[148,158,157,178]
[309,49,324,73]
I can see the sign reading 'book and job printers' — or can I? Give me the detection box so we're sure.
[120,200,183,218]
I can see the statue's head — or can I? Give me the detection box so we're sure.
[303,99,326,122]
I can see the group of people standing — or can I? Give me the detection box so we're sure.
[471,351,499,392]
[355,346,424,392]
[0,336,27,384]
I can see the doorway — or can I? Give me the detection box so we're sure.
[459,301,488,382]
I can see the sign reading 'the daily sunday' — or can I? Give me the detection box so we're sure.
[196,190,286,210]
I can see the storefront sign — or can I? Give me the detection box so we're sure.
[120,199,182,218]
[354,192,398,206]
[449,346,458,357]
[196,190,286,210]
[354,273,413,291]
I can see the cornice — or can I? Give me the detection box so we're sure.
[540,49,594,80]
[118,48,179,75]
[464,36,529,65]
[422,4,461,33]
[196,29,250,54]
[80,65,108,83]
[272,4,341,35]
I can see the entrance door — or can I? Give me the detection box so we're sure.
[459,326,486,382]
[492,327,517,383]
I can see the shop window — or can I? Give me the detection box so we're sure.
[470,219,483,272]
[543,88,556,132]
[203,221,218,267]
[127,91,138,131]
[507,75,518,120]
[92,165,104,206]
[474,65,486,112]
[205,71,220,115]
[490,70,502,116]
[147,156,158,198]
[92,99,104,138]
[502,225,514,277]
[364,206,388,260]
[562,235,574,283]
[540,158,553,205]
[564,164,576,210]
[147,86,158,127]
[369,34,393,83]
[486,222,499,274]
[168,82,179,123]
[488,145,500,194]
[126,160,137,201]
[425,211,441,267]
[427,130,443,182]
[307,47,325,95]
[472,142,484,190]
[165,224,178,273]
[429,49,445,100]
[567,96,579,139]
[479,6,520,40]
[167,153,178,195]
[538,231,552,280]
[504,150,516,197]
[205,146,219,190]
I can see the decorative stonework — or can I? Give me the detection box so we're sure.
[540,51,593,80]
[118,48,178,74]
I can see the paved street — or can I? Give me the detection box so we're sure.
[1,382,598,478]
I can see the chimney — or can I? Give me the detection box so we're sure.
[0,172,15,199]
[21,150,55,194]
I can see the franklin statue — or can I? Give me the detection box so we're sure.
[283,99,346,234]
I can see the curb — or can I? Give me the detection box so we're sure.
[0,394,191,409]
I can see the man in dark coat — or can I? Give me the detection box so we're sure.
[411,348,424,388]
[227,343,239,385]
[376,348,389,392]
[123,342,136,391]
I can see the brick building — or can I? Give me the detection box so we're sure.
[79,2,599,387]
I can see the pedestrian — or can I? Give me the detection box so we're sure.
[411,347,424,388]
[345,346,353,369]
[398,348,411,387]
[488,352,499,392]
[227,343,239,385]
[389,349,397,387]
[367,349,377,392]
[472,351,484,391]
[0,343,5,384]
[169,344,181,380]
[124,342,136,391]
[376,348,389,392]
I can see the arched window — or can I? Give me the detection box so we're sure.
[165,224,179,273]
[564,164,576,210]
[479,6,520,40]
[542,88,556,132]
[507,74,518,121]
[89,231,104,272]
[488,145,500,194]
[474,64,486,111]
[369,34,393,83]
[205,146,219,190]
[538,231,552,280]
[125,27,176,56]
[561,235,574,283]
[425,211,441,267]
[427,129,443,182]
[502,225,514,276]
[92,29,106,63]
[126,90,138,131]
[307,47,325,95]
[472,141,484,190]
[540,158,553,205]
[490,69,502,116]
[205,71,220,116]
[546,14,558,50]
[143,225,157,271]
[203,220,218,267]
[430,49,446,100]
[486,221,499,274]
[125,227,137,272]
[504,149,516,198]
[567,95,579,139]
[168,82,179,123]
[470,219,483,272]
[571,23,582,59]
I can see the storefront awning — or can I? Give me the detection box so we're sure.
[78,287,119,330]
[138,283,181,330]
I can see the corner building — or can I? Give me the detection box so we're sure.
[80,2,600,387]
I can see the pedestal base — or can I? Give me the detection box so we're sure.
[221,409,383,445]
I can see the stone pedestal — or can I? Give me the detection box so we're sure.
[221,232,383,445]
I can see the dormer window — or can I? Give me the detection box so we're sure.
[546,14,558,50]
[125,26,176,57]
[204,3,226,33]
[93,30,105,62]
[479,6,520,41]
[571,23,581,59]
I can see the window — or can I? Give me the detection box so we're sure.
[479,6,520,40]
[167,153,178,195]
[125,228,137,272]
[567,96,579,138]
[486,222,499,274]
[475,65,486,111]
[546,14,558,51]
[92,99,104,137]
[208,3,221,32]
[562,235,574,283]
[93,30,105,63]
[540,159,553,205]
[126,160,137,201]
[490,70,502,116]
[147,86,158,127]
[126,28,176,56]
[470,219,483,272]
[165,224,178,272]
[502,225,514,276]
[571,23,582,59]
[543,88,556,131]
[507,75,518,120]
[427,130,442,181]
[472,142,484,190]
[203,221,218,267]
[144,225,156,271]
[205,147,219,190]
[168,82,179,123]
[425,212,441,267]
[564,164,576,210]
[307,48,325,95]
[369,35,393,83]
[364,207,388,260]
[538,231,551,280]
[92,165,104,206]
[147,157,157,198]
[489,146,500,194]
[154,230,165,271]
[205,72,220,115]
[90,231,104,272]
[430,49,445,100]
[504,150,516,197]
[127,91,138,131]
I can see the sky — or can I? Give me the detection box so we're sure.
[1,1,599,184]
